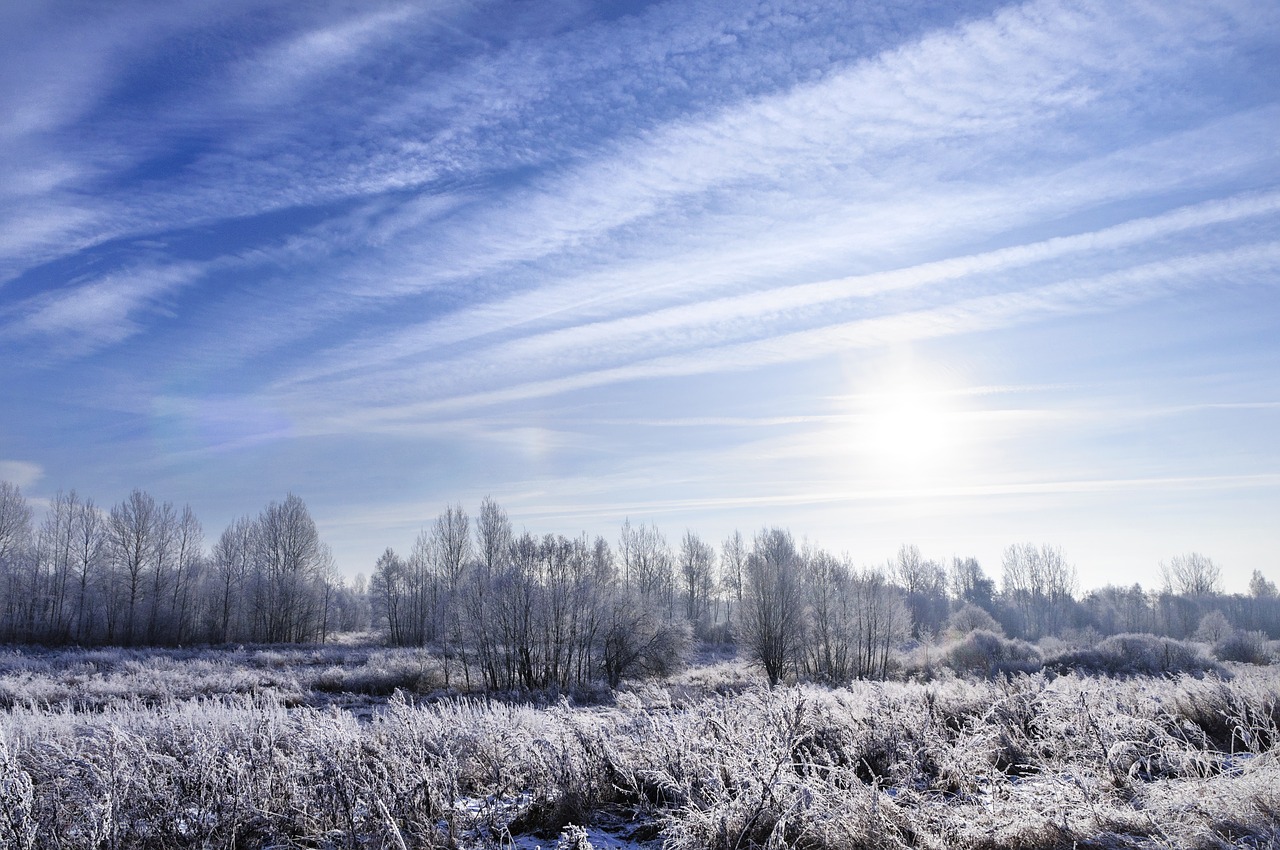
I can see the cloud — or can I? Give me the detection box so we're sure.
[7,262,204,355]
[264,209,1280,434]
[0,460,43,489]
[267,9,1280,393]
[502,473,1280,523]
[229,5,426,109]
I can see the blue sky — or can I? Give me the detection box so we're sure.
[2,0,1278,591]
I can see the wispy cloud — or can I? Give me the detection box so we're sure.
[262,218,1279,435]
[503,474,1280,524]
[283,183,1280,388]
[0,460,43,489]
[6,263,204,356]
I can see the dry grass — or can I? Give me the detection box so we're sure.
[0,648,1276,848]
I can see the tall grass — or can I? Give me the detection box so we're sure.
[0,649,1276,848]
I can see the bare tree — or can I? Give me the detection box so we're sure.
[253,494,329,643]
[370,548,406,643]
[1250,570,1277,599]
[144,500,177,645]
[433,504,471,593]
[619,519,674,612]
[467,497,512,688]
[0,482,34,642]
[1082,583,1154,636]
[679,530,715,628]
[800,549,857,682]
[1161,553,1222,597]
[107,489,158,646]
[428,504,473,684]
[949,556,995,611]
[720,529,747,625]
[1001,543,1077,639]
[0,481,31,565]
[36,490,80,641]
[741,528,805,686]
[168,506,203,644]
[209,515,255,643]
[405,528,436,645]
[893,544,948,639]
[849,567,911,680]
[70,497,106,643]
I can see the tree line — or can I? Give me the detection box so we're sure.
[1,480,1276,686]
[366,498,1280,687]
[0,482,365,646]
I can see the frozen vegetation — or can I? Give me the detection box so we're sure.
[3,482,1279,845]
[0,646,1277,849]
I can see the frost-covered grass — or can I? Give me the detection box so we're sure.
[0,648,1277,848]
[0,644,451,711]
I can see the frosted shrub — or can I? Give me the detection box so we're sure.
[0,735,36,850]
[1052,632,1224,677]
[1214,630,1272,665]
[1194,610,1233,644]
[314,648,445,695]
[943,629,1041,678]
[945,603,1002,637]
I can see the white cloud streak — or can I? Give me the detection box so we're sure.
[267,214,1280,433]
[6,263,205,355]
[0,461,43,489]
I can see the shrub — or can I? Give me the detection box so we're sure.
[1194,610,1233,644]
[2,655,1280,848]
[946,604,1002,637]
[1213,630,1272,665]
[942,630,1041,678]
[1050,633,1225,677]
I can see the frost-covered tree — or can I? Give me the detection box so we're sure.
[251,494,332,643]
[370,547,409,645]
[1161,552,1222,597]
[949,556,995,611]
[209,515,256,643]
[679,530,716,630]
[893,544,948,638]
[1001,543,1077,639]
[106,489,159,646]
[1250,569,1277,599]
[0,481,34,642]
[720,529,747,625]
[620,519,674,613]
[741,528,804,686]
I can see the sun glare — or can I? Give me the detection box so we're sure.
[846,362,969,479]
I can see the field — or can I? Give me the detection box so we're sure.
[0,646,1277,849]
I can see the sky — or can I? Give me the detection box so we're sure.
[1,0,1278,593]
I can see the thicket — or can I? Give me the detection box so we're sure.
[0,658,1277,849]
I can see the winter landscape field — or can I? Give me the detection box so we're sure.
[0,643,1277,849]
[2,483,1280,847]
[4,0,1280,846]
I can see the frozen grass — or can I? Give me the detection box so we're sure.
[0,645,451,711]
[0,649,1277,848]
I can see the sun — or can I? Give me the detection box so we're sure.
[867,385,952,464]
[845,361,969,479]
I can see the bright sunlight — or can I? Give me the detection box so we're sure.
[846,360,971,479]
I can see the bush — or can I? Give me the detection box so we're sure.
[946,604,1002,637]
[1050,633,1225,677]
[1213,630,1272,665]
[1193,610,1233,644]
[943,630,1041,678]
